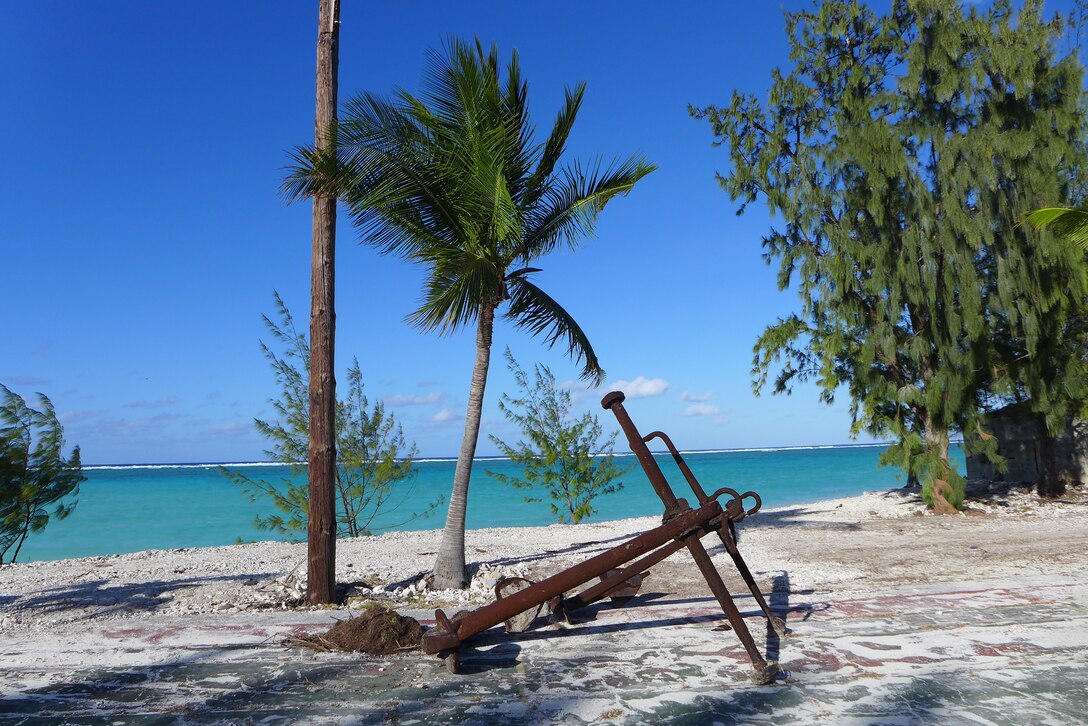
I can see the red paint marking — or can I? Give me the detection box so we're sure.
[820,587,1050,619]
[99,626,182,643]
[898,656,942,664]
[100,628,154,639]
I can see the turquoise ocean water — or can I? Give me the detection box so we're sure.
[17,444,965,563]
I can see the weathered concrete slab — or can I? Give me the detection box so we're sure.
[1,575,1085,724]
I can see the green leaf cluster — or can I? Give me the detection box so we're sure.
[285,37,655,383]
[222,293,434,539]
[0,385,83,564]
[489,349,628,524]
[694,0,1088,509]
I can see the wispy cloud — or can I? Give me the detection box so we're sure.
[680,390,714,403]
[610,376,670,399]
[385,392,445,406]
[430,408,456,422]
[65,412,187,440]
[124,397,179,409]
[58,409,105,425]
[559,379,597,403]
[200,421,253,438]
[4,375,52,386]
[416,380,439,388]
[684,403,721,417]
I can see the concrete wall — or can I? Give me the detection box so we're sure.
[966,408,1088,485]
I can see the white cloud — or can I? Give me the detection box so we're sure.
[680,390,714,403]
[385,392,444,406]
[430,408,456,422]
[610,376,670,399]
[684,403,721,417]
[559,379,597,403]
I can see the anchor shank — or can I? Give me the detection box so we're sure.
[423,500,724,654]
[602,393,681,511]
[563,529,697,612]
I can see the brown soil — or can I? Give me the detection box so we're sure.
[295,607,425,655]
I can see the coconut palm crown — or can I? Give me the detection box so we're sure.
[286,38,654,588]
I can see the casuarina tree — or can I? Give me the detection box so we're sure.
[489,349,628,524]
[287,39,654,587]
[693,0,1087,510]
[222,294,430,539]
[1,386,84,565]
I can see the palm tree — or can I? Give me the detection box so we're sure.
[1024,207,1088,250]
[287,38,654,588]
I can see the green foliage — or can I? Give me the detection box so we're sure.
[489,349,628,523]
[0,385,83,565]
[223,293,432,538]
[284,38,655,383]
[694,0,1088,509]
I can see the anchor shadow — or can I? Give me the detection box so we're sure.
[453,571,829,678]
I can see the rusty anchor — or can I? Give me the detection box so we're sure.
[422,391,785,685]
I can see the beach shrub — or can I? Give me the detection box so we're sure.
[222,294,435,539]
[693,0,1088,511]
[285,38,653,587]
[0,385,84,565]
[489,349,628,524]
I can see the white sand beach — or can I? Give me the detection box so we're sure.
[3,484,1086,628]
[2,484,1087,723]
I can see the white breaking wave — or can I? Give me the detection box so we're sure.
[83,441,952,471]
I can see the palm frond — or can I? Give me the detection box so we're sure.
[524,82,585,206]
[332,91,474,257]
[408,249,503,334]
[501,48,534,202]
[1023,207,1088,250]
[516,156,656,262]
[504,274,603,383]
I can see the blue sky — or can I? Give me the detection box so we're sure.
[2,1,1081,464]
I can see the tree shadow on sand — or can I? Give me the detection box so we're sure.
[0,571,859,725]
[5,572,278,622]
[450,568,828,679]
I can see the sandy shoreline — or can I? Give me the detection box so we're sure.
[3,484,1086,630]
[3,484,1087,723]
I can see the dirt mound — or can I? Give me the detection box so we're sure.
[294,607,425,655]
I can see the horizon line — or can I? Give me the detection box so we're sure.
[78,440,964,469]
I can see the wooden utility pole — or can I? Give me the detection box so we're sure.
[307,0,340,605]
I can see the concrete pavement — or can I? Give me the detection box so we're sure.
[1,574,1085,724]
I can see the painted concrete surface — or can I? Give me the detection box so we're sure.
[1,575,1086,724]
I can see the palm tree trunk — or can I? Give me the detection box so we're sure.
[432,305,496,589]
